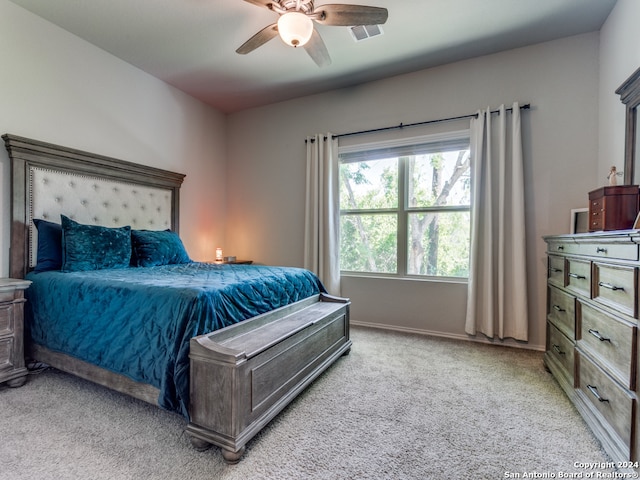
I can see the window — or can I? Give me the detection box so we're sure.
[339,131,471,278]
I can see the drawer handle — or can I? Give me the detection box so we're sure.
[552,305,565,312]
[598,281,624,292]
[568,273,586,279]
[557,245,564,250]
[552,344,565,355]
[551,268,563,273]
[596,247,607,253]
[587,385,609,403]
[588,329,611,342]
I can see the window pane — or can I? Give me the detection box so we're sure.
[407,150,470,208]
[340,158,398,210]
[340,214,397,273]
[407,211,470,277]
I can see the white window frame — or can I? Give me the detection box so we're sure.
[339,129,471,281]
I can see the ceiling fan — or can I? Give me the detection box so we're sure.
[236,0,389,67]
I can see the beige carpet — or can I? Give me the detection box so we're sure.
[1,327,614,479]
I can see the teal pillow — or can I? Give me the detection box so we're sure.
[33,219,63,272]
[61,215,132,272]
[131,229,191,267]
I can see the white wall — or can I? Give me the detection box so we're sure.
[0,0,228,275]
[227,33,602,350]
[598,0,640,177]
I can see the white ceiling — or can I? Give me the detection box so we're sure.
[10,0,617,113]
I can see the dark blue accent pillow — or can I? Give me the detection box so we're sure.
[131,229,191,267]
[61,215,132,272]
[33,219,63,272]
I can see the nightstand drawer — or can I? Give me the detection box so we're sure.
[566,258,591,297]
[592,263,637,318]
[0,286,24,303]
[577,352,635,452]
[547,286,575,339]
[0,278,30,387]
[0,304,14,336]
[0,337,15,372]
[577,300,636,389]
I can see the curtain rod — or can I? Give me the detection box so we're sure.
[307,103,530,142]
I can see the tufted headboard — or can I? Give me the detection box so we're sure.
[4,134,186,279]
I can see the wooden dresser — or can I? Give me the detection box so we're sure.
[544,232,640,466]
[0,278,31,387]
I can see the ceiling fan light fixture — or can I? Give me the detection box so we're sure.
[277,12,313,47]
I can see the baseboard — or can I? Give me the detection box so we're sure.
[350,320,545,352]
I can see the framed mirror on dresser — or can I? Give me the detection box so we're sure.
[618,66,640,186]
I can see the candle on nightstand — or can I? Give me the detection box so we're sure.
[215,247,223,262]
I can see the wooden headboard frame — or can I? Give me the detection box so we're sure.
[4,134,186,279]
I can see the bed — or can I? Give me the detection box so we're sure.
[4,134,351,463]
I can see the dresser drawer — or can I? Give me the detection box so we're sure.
[547,321,574,385]
[547,286,575,339]
[592,263,637,318]
[566,258,591,298]
[547,241,580,256]
[577,300,636,389]
[548,255,565,288]
[0,305,14,336]
[577,352,635,452]
[583,243,639,261]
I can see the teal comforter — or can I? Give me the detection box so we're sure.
[25,263,324,418]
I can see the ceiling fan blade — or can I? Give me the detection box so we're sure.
[314,4,388,26]
[242,0,275,9]
[236,24,279,55]
[304,29,331,67]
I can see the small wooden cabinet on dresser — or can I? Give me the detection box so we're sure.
[588,186,639,232]
[0,278,31,388]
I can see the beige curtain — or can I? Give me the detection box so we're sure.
[465,103,528,341]
[304,133,341,296]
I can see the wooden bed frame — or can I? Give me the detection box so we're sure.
[4,134,351,463]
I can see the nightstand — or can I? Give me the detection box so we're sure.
[0,278,31,387]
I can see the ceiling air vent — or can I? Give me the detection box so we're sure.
[349,24,383,42]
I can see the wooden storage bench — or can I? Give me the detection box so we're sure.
[186,293,351,463]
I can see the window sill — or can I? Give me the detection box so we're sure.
[340,272,468,285]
